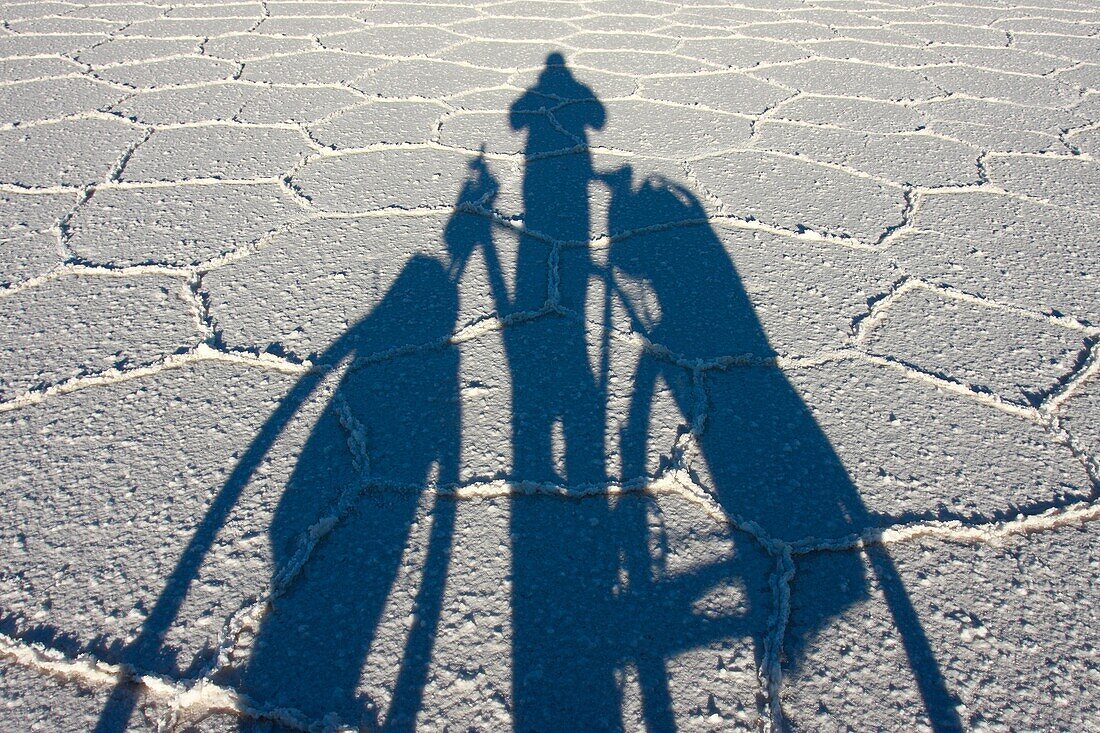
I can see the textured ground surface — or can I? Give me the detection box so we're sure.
[1,0,1099,731]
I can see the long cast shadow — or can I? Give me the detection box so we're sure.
[498,53,620,730]
[230,248,465,730]
[602,165,963,731]
[95,52,962,733]
[94,179,482,733]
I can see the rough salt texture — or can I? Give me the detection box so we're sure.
[1,1,1097,731]
[0,273,203,399]
[784,522,1100,732]
[860,286,1094,406]
[0,659,159,732]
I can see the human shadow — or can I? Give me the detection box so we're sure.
[600,166,964,731]
[230,251,465,729]
[94,166,486,733]
[493,53,619,730]
[95,52,962,733]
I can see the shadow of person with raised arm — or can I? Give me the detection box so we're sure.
[604,165,963,732]
[94,159,496,733]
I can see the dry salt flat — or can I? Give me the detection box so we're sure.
[1,0,1099,731]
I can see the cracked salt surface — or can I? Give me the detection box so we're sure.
[0,1,1098,731]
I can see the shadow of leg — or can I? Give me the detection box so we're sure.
[383,496,458,733]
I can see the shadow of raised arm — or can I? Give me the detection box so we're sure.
[446,151,512,316]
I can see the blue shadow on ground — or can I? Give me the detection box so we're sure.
[94,53,963,733]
